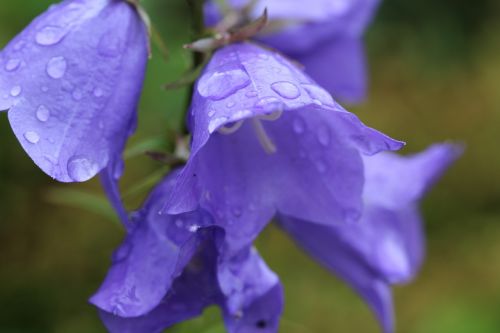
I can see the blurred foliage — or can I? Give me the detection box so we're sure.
[0,0,499,332]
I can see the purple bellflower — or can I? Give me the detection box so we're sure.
[163,42,403,257]
[278,143,461,333]
[0,0,148,182]
[91,172,284,333]
[206,0,381,103]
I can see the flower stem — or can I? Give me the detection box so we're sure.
[183,0,206,135]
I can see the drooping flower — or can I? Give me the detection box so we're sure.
[0,0,148,182]
[278,143,461,333]
[91,172,284,333]
[206,0,381,103]
[164,42,403,256]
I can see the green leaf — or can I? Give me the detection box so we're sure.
[124,137,166,160]
[45,188,119,226]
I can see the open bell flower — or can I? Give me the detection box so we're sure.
[278,143,462,333]
[164,42,403,256]
[206,0,380,103]
[91,172,284,333]
[0,0,148,182]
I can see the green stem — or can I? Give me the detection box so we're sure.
[183,0,206,134]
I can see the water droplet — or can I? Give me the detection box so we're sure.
[198,67,250,100]
[24,131,40,144]
[208,116,228,132]
[232,207,242,217]
[188,224,200,233]
[113,243,132,262]
[316,125,331,146]
[5,59,21,72]
[254,96,284,112]
[226,101,235,108]
[271,81,300,99]
[10,85,22,97]
[175,219,184,228]
[41,86,49,92]
[36,105,50,122]
[245,90,258,98]
[35,26,67,46]
[258,53,268,60]
[46,56,67,79]
[292,116,306,134]
[93,88,104,97]
[98,32,123,57]
[13,40,25,51]
[72,89,83,101]
[67,155,98,182]
[301,83,335,106]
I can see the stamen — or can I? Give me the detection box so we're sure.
[257,110,283,121]
[251,118,277,154]
[217,120,244,134]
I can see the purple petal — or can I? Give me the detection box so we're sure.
[99,232,222,333]
[0,0,148,182]
[363,143,463,209]
[90,173,214,317]
[278,216,395,333]
[205,0,380,102]
[164,43,402,236]
[277,143,460,333]
[223,283,284,333]
[295,37,367,103]
[98,230,282,333]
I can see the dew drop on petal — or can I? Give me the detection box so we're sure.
[46,56,67,79]
[301,83,335,106]
[226,101,235,108]
[93,87,104,97]
[24,131,40,144]
[72,89,83,101]
[67,155,98,182]
[5,59,21,72]
[271,81,300,99]
[112,242,132,262]
[35,26,67,46]
[36,105,50,122]
[98,32,123,57]
[198,68,250,100]
[10,85,22,97]
[232,207,242,217]
[292,116,306,134]
[316,125,331,146]
[208,117,228,133]
[13,40,25,51]
[254,96,284,112]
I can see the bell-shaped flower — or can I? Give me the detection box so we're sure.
[91,172,284,333]
[164,42,403,255]
[278,143,461,333]
[0,0,148,182]
[206,0,380,102]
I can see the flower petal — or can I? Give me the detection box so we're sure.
[165,43,402,236]
[90,173,214,317]
[363,143,463,209]
[295,37,367,103]
[278,216,395,333]
[0,0,148,182]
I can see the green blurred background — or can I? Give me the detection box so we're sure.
[1,0,499,332]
